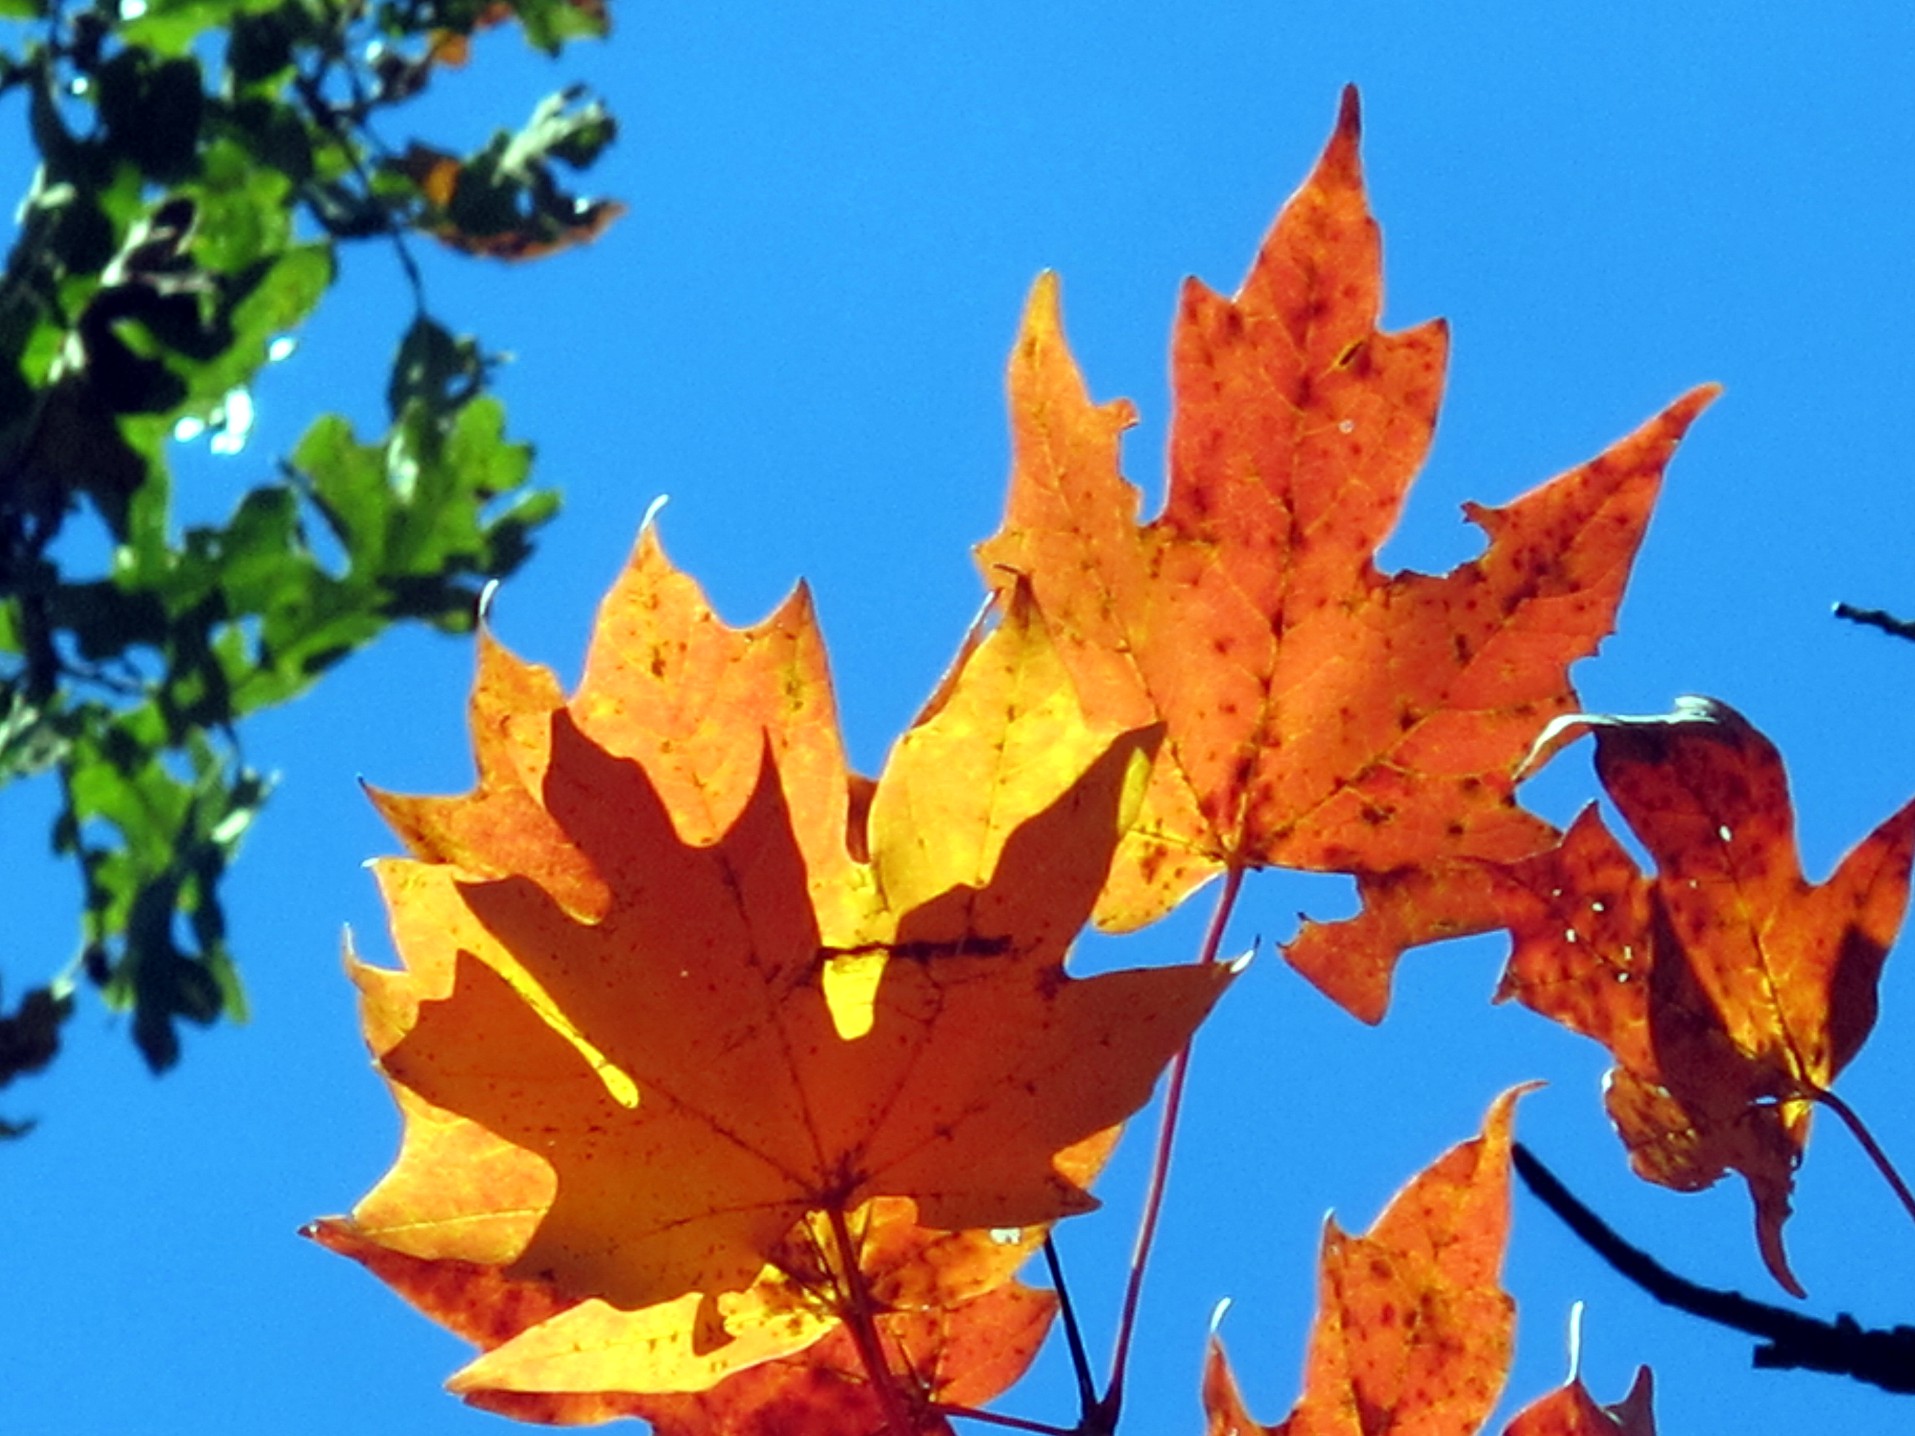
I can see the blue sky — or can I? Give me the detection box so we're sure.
[10,3,1915,1433]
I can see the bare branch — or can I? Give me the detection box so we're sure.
[1514,1143,1915,1394]
[1833,602,1915,643]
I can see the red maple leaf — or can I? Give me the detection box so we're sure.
[976,88,1714,1022]
[1496,697,1915,1293]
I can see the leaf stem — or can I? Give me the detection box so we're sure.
[1042,1235,1100,1424]
[933,1402,1080,1436]
[1810,1086,1915,1233]
[1098,863,1246,1428]
[825,1204,920,1436]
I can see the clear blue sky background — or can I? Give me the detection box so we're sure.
[9,4,1915,1433]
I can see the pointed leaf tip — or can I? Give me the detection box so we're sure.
[1208,1089,1526,1436]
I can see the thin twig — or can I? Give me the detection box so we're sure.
[1833,602,1915,644]
[1810,1086,1915,1234]
[1042,1235,1099,1424]
[1099,863,1247,1428]
[1514,1142,1915,1394]
[293,0,430,317]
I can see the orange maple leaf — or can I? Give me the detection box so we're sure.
[976,86,1714,1021]
[319,530,1232,1403]
[309,1196,1061,1427]
[1500,1368,1655,1436]
[1204,1087,1545,1436]
[370,522,856,887]
[593,1281,1057,1436]
[1201,1090,1656,1436]
[1494,697,1915,1295]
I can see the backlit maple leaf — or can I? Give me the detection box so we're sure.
[368,522,858,902]
[1201,1089,1657,1436]
[310,1196,1061,1426]
[583,1276,1057,1435]
[318,531,1233,1408]
[976,86,1714,1021]
[1501,1369,1655,1436]
[1494,696,1915,1294]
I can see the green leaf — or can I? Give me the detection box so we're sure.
[185,136,295,273]
[32,181,118,276]
[235,239,330,340]
[206,486,300,610]
[0,682,70,781]
[23,380,158,539]
[0,0,584,1095]
[120,0,279,58]
[95,52,205,184]
[387,314,482,418]
[443,393,529,496]
[65,710,267,1070]
[224,6,298,89]
[295,411,394,566]
[505,0,608,53]
[0,984,72,1102]
[47,578,166,661]
[225,93,314,179]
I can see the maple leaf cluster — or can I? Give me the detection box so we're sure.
[313,87,1915,1434]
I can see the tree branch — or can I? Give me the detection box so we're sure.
[1833,602,1915,643]
[1513,1143,1915,1394]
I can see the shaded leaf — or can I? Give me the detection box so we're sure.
[95,50,204,182]
[0,982,71,1090]
[392,89,623,261]
[1495,697,1915,1294]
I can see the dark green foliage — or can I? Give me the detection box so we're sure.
[0,0,617,1118]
